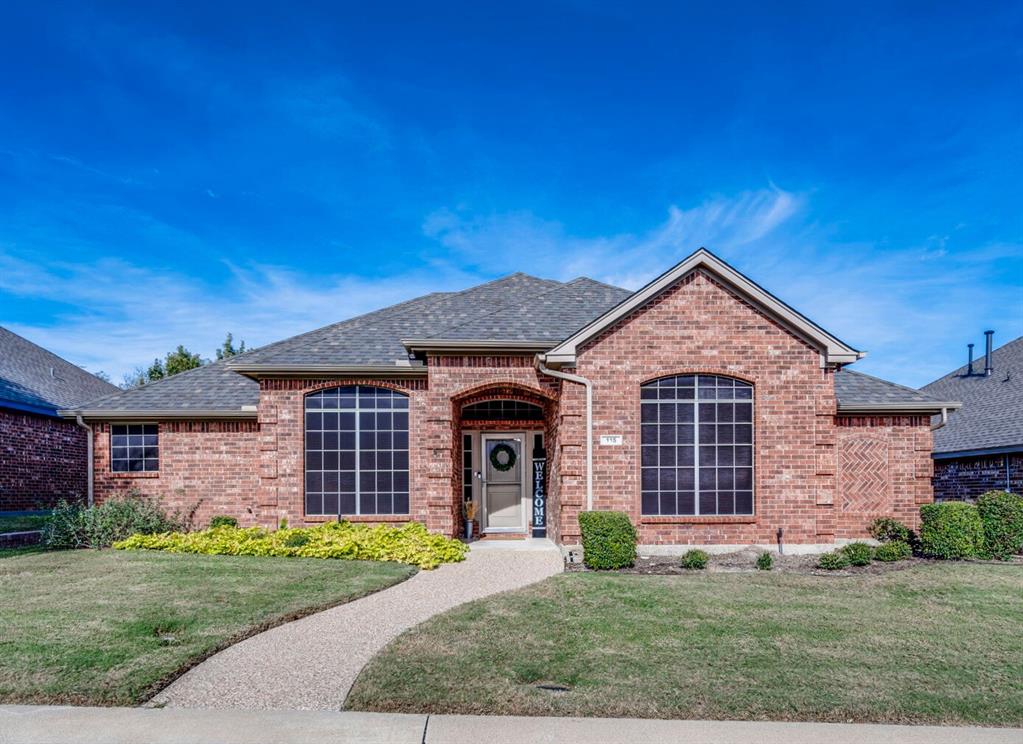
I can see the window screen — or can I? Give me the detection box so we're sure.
[111,424,158,472]
[640,375,753,516]
[305,386,410,516]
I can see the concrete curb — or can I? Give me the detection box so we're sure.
[2,706,1020,744]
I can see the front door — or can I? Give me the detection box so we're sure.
[481,433,526,532]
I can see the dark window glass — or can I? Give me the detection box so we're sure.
[461,400,544,421]
[111,424,158,472]
[304,386,410,516]
[462,434,473,503]
[639,375,753,516]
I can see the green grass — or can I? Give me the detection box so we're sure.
[0,514,49,533]
[348,564,1023,726]
[0,549,415,705]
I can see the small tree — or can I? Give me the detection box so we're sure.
[215,333,247,360]
[164,345,203,376]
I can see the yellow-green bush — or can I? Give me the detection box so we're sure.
[113,521,468,569]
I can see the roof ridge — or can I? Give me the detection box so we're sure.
[0,326,118,393]
[421,273,583,340]
[565,276,630,293]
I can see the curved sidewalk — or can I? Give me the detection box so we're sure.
[152,542,563,710]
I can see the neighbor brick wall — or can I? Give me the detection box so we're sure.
[556,269,931,546]
[0,408,88,510]
[933,454,1022,501]
[91,420,261,527]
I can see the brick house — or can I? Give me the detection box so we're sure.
[0,327,118,511]
[922,334,1021,501]
[60,250,959,551]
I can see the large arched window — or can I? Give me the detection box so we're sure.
[640,375,753,516]
[305,385,409,516]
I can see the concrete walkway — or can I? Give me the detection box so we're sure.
[152,542,563,710]
[3,706,1020,744]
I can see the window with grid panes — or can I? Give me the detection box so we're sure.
[111,424,158,472]
[304,386,409,516]
[640,375,753,516]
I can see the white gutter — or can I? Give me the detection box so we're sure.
[75,415,94,508]
[535,358,593,511]
[931,406,950,432]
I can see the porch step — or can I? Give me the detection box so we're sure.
[477,533,529,541]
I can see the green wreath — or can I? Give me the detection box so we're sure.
[489,443,517,472]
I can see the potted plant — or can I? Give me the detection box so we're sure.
[462,500,476,541]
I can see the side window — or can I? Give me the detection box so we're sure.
[111,423,159,472]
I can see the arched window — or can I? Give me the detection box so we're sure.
[461,400,544,421]
[305,385,409,516]
[640,375,753,516]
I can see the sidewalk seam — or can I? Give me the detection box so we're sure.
[421,713,430,744]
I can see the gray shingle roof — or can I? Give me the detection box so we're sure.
[0,326,119,415]
[65,273,631,415]
[73,359,260,413]
[921,336,1023,455]
[834,369,950,410]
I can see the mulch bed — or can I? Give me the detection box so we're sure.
[566,548,1023,576]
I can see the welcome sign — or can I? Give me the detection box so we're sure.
[532,448,547,538]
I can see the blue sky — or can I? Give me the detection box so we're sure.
[0,1,1020,387]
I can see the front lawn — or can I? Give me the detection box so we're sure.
[348,564,1023,726]
[0,549,414,705]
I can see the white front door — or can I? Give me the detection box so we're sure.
[481,433,526,532]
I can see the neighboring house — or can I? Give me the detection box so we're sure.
[0,327,119,511]
[922,333,1022,500]
[60,250,958,550]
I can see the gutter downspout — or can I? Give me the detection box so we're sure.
[75,415,94,508]
[930,407,949,432]
[535,358,593,511]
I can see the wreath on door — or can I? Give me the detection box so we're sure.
[489,443,517,472]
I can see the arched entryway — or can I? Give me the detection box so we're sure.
[450,384,556,539]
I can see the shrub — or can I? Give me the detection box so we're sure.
[818,550,850,570]
[873,540,912,562]
[44,492,184,549]
[868,517,911,544]
[578,511,637,570]
[976,490,1023,560]
[114,521,468,570]
[756,552,773,570]
[841,542,874,567]
[919,502,985,559]
[209,515,238,529]
[679,549,709,570]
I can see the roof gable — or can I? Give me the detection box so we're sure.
[542,249,862,367]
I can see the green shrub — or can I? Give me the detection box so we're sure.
[114,521,467,570]
[44,492,184,549]
[976,490,1023,560]
[679,549,709,570]
[578,511,637,570]
[873,540,912,562]
[209,515,238,529]
[755,552,773,570]
[868,517,911,544]
[841,541,874,567]
[818,550,850,570]
[919,502,985,559]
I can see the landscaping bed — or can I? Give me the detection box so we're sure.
[0,549,415,705]
[568,548,939,576]
[347,564,1023,726]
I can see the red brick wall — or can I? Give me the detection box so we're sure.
[933,454,1022,501]
[0,409,87,510]
[557,269,931,545]
[92,420,261,527]
[834,416,933,534]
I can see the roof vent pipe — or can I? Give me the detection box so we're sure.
[967,343,975,375]
[984,330,994,376]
